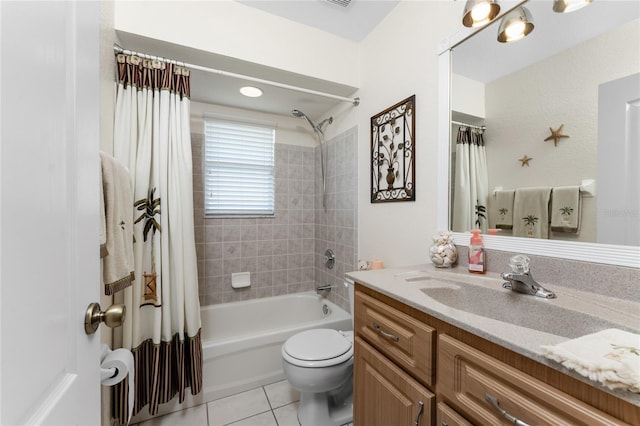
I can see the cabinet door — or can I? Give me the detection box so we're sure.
[355,291,435,387]
[354,337,434,426]
[438,334,629,426]
[437,402,473,426]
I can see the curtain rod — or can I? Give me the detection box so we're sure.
[113,44,360,106]
[452,120,486,130]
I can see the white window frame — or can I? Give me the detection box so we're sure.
[203,114,275,218]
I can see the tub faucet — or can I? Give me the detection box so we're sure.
[316,285,336,294]
[501,255,556,299]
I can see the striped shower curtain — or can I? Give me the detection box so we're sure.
[112,53,202,423]
[452,126,489,233]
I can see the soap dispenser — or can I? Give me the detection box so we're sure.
[468,229,485,274]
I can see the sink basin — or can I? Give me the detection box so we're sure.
[421,283,632,339]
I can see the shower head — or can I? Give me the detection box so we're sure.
[291,109,333,135]
[292,109,317,132]
[316,117,333,133]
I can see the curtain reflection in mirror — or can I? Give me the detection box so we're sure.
[452,126,488,234]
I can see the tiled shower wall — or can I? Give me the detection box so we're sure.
[192,127,357,310]
[315,127,358,312]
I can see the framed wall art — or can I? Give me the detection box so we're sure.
[371,95,415,203]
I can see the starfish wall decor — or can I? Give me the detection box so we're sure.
[544,124,570,147]
[518,155,532,167]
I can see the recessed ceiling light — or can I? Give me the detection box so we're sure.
[240,86,263,98]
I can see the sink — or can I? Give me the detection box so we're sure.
[420,283,632,339]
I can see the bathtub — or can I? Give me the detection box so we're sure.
[199,291,352,402]
[131,291,352,423]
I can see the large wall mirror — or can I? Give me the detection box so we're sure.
[438,0,640,267]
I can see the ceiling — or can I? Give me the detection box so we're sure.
[237,0,400,42]
[452,0,640,83]
[116,0,400,120]
[116,1,638,120]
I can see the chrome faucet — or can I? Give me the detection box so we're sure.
[501,255,556,299]
[316,285,337,294]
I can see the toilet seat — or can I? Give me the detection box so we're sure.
[283,329,354,368]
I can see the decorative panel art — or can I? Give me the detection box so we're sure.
[371,95,415,203]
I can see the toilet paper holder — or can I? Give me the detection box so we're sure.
[85,302,126,335]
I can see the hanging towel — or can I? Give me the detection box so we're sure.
[494,190,515,229]
[100,169,108,258]
[550,186,581,233]
[541,329,640,393]
[512,187,552,239]
[100,152,135,295]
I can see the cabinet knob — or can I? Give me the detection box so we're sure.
[485,393,530,426]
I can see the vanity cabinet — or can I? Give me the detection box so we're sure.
[438,334,625,425]
[354,289,435,425]
[353,284,639,426]
[354,338,434,426]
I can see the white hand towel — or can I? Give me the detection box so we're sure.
[541,329,640,393]
[550,186,581,233]
[100,152,135,295]
[494,190,515,229]
[512,187,552,239]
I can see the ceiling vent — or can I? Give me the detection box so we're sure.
[325,0,352,7]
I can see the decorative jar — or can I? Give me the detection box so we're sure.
[429,231,457,268]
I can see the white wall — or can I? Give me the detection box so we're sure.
[190,101,317,147]
[113,0,461,268]
[484,19,639,243]
[113,0,360,88]
[340,1,459,267]
[452,73,485,119]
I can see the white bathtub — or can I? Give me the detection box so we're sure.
[200,291,352,402]
[131,291,352,423]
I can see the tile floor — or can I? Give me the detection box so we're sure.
[134,380,302,426]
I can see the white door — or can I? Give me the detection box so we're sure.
[597,73,640,246]
[1,1,101,425]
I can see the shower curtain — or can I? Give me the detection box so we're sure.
[112,53,202,423]
[452,126,489,233]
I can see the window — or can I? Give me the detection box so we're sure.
[204,116,275,217]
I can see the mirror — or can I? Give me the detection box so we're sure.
[438,0,640,267]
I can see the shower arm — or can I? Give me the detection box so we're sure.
[292,109,332,210]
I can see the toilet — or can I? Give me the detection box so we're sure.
[281,280,355,426]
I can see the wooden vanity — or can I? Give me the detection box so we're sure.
[353,283,640,426]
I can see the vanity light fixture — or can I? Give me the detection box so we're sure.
[462,0,501,28]
[239,86,263,98]
[497,6,535,43]
[552,0,593,13]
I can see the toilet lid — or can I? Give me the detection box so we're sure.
[283,329,352,362]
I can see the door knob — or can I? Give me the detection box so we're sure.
[84,302,126,335]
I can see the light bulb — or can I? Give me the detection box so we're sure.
[470,3,491,21]
[505,20,526,41]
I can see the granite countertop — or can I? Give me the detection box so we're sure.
[346,264,640,407]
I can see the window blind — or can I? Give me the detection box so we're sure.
[204,117,275,217]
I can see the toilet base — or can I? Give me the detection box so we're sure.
[297,383,353,426]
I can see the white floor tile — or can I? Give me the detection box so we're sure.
[227,411,278,426]
[272,402,300,426]
[136,404,208,426]
[264,380,300,409]
[208,387,271,426]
